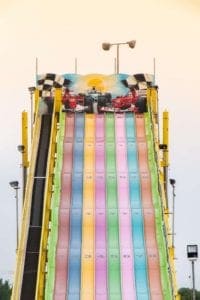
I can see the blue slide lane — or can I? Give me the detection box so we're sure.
[68,114,84,300]
[125,113,150,299]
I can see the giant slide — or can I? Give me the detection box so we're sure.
[44,112,172,299]
[11,90,174,299]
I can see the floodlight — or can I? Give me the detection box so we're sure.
[17,145,25,153]
[127,40,136,48]
[170,178,176,186]
[159,144,167,150]
[28,86,36,92]
[9,181,19,189]
[102,43,111,51]
[102,39,136,74]
[187,245,198,260]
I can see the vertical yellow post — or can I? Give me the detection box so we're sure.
[21,111,29,202]
[22,111,29,168]
[151,87,158,121]
[54,88,62,112]
[163,110,169,166]
[148,86,160,145]
[29,88,40,141]
[34,88,40,116]
[146,87,151,109]
[147,87,158,120]
[163,110,169,207]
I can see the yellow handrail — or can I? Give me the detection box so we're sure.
[22,111,29,168]
[11,90,41,300]
[35,89,61,299]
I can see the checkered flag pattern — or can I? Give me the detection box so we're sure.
[125,73,154,90]
[37,73,71,97]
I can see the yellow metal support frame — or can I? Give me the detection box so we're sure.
[163,110,169,167]
[21,111,29,201]
[34,89,40,124]
[22,111,29,168]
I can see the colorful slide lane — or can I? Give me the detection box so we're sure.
[68,113,84,300]
[45,112,172,299]
[126,113,149,299]
[115,114,136,299]
[81,114,95,299]
[95,114,107,300]
[135,114,163,298]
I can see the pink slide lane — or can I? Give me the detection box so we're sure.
[115,113,136,300]
[95,173,106,210]
[95,115,107,300]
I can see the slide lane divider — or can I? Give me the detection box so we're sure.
[115,113,136,300]
[53,113,75,298]
[95,114,107,300]
[125,113,150,299]
[81,113,95,300]
[135,114,163,299]
[105,113,121,299]
[68,113,85,300]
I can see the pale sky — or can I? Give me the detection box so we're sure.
[0,0,200,290]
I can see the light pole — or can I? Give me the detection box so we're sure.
[169,178,176,248]
[28,86,36,140]
[187,244,198,300]
[102,40,136,74]
[9,181,20,252]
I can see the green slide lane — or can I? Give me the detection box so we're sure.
[107,209,120,249]
[45,111,65,299]
[106,173,118,209]
[144,112,172,299]
[105,113,121,300]
[106,143,116,174]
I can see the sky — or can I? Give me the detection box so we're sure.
[0,0,200,291]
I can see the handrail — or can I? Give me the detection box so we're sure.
[11,95,42,300]
[35,91,61,299]
[147,87,180,299]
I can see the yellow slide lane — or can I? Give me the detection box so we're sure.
[81,114,95,300]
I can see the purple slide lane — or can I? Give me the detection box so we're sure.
[95,115,107,300]
[115,113,136,300]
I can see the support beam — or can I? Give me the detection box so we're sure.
[162,110,169,207]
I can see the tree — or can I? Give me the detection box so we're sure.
[179,288,200,300]
[0,279,12,300]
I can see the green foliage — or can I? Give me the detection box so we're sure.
[179,287,200,300]
[0,279,12,300]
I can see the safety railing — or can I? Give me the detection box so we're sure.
[35,89,62,299]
